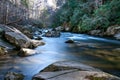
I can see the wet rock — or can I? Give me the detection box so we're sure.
[44,29,61,37]
[65,40,74,43]
[4,72,24,80]
[33,61,120,80]
[31,40,45,48]
[33,35,43,40]
[114,33,120,40]
[18,48,38,57]
[5,31,31,48]
[0,47,7,56]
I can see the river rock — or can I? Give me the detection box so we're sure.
[106,25,120,36]
[65,40,74,43]
[0,47,7,56]
[31,40,45,48]
[0,24,31,48]
[114,33,120,40]
[4,72,24,80]
[0,24,45,48]
[44,28,61,37]
[32,61,120,80]
[18,48,38,57]
[89,30,103,36]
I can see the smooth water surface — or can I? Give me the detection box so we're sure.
[0,32,120,80]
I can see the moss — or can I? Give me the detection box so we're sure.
[85,75,107,80]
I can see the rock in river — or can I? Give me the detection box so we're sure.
[32,61,120,80]
[65,39,74,43]
[0,24,45,48]
[31,40,45,48]
[18,48,38,57]
[4,72,24,80]
[0,46,7,56]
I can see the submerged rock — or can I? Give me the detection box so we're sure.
[65,40,74,43]
[4,72,24,80]
[89,30,103,36]
[33,61,120,80]
[18,48,38,57]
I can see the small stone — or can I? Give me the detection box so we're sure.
[4,72,24,80]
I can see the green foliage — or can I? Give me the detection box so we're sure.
[21,0,29,8]
[53,0,120,33]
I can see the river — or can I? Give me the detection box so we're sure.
[0,32,120,80]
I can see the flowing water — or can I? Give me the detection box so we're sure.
[0,32,120,80]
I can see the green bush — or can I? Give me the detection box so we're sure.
[53,0,120,33]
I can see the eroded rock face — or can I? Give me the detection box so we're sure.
[4,72,24,80]
[18,48,38,57]
[32,61,120,80]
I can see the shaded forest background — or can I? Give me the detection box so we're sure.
[0,0,120,33]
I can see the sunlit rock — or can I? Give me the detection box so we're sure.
[31,40,45,48]
[4,72,24,80]
[18,48,38,57]
[32,61,120,80]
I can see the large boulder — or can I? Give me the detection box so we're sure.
[18,48,38,57]
[0,24,31,48]
[32,61,120,80]
[4,72,24,80]
[0,24,45,48]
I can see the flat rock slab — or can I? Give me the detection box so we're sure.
[33,70,120,80]
[33,61,120,80]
